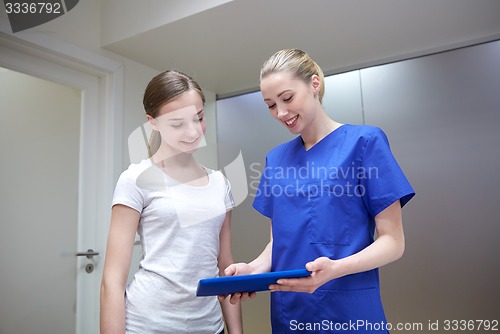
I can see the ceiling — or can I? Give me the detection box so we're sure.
[102,0,500,98]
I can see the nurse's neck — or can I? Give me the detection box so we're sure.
[301,113,342,151]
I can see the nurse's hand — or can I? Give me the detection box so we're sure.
[269,257,340,294]
[217,263,257,304]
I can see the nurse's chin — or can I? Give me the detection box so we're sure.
[284,124,302,135]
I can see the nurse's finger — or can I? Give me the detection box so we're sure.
[269,278,298,290]
[306,256,331,272]
[277,277,313,287]
[269,283,303,292]
[270,278,316,293]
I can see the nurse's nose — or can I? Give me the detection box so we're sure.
[276,105,288,119]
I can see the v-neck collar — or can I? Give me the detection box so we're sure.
[298,124,347,152]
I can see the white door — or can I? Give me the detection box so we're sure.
[0,67,82,333]
[0,37,118,333]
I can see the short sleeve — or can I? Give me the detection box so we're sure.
[360,128,415,217]
[252,156,273,218]
[223,175,236,211]
[112,169,144,213]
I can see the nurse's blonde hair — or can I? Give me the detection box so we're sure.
[260,48,325,103]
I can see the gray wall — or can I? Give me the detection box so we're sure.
[361,41,500,330]
[216,40,500,333]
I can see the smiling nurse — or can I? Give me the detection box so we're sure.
[223,49,415,333]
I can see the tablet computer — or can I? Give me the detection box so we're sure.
[196,269,311,297]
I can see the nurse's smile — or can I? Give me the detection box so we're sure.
[284,115,299,127]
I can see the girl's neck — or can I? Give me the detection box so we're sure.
[151,146,207,186]
[152,145,196,166]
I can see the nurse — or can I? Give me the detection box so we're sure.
[223,49,415,333]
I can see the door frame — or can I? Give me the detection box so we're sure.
[0,24,123,334]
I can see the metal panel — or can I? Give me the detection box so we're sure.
[361,40,500,327]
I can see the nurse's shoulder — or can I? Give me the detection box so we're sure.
[342,124,391,148]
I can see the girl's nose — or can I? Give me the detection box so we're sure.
[185,121,201,137]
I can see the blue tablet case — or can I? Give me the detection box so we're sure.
[196,269,311,296]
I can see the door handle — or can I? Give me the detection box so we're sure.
[76,249,99,259]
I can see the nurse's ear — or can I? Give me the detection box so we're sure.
[310,75,321,98]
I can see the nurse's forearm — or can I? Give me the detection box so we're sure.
[247,225,273,273]
[296,234,403,294]
[337,233,404,277]
[335,200,405,276]
[248,240,273,273]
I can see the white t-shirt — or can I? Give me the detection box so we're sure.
[112,159,234,333]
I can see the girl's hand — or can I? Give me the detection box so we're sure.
[218,263,257,304]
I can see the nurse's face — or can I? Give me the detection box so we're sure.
[148,90,206,155]
[260,71,320,134]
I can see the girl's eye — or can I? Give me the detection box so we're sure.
[171,123,183,128]
[283,95,293,102]
[195,111,204,122]
[267,104,276,110]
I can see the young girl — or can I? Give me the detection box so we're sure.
[100,70,242,334]
[224,49,415,333]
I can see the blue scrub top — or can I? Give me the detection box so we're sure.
[253,124,415,334]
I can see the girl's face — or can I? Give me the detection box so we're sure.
[260,71,321,134]
[148,90,206,155]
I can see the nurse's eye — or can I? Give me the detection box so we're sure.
[267,103,276,110]
[171,123,183,128]
[283,95,293,102]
